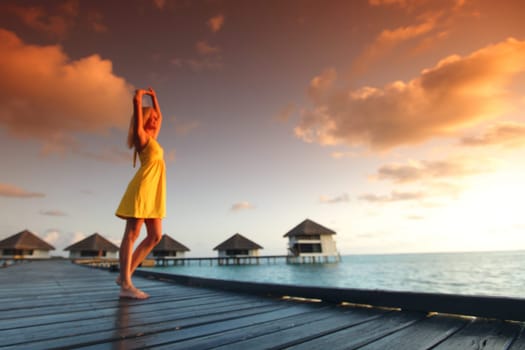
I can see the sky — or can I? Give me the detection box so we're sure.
[1,0,525,257]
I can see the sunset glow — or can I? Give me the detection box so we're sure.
[0,0,524,256]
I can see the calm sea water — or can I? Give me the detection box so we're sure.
[141,250,525,298]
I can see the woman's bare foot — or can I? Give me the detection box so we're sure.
[115,276,121,286]
[119,286,149,299]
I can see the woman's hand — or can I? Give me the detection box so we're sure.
[134,87,156,96]
[146,87,156,97]
[134,89,147,101]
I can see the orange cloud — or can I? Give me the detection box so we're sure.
[461,122,525,148]
[320,193,350,204]
[153,0,167,10]
[369,0,466,10]
[374,158,493,183]
[87,11,108,33]
[359,180,464,204]
[173,40,223,72]
[0,30,132,149]
[208,14,225,33]
[295,38,525,151]
[74,147,132,164]
[308,68,337,103]
[369,0,410,6]
[361,155,490,206]
[359,190,424,203]
[231,201,255,212]
[0,183,45,198]
[331,151,359,159]
[411,30,450,54]
[172,57,223,72]
[359,0,471,73]
[407,215,424,220]
[352,15,438,73]
[172,118,201,136]
[378,17,436,43]
[196,41,221,55]
[4,1,79,39]
[274,103,296,122]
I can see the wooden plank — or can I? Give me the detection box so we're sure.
[283,311,427,350]
[0,283,222,318]
[0,299,278,348]
[76,304,333,350]
[155,307,388,350]
[0,296,266,342]
[0,284,241,330]
[509,326,525,350]
[0,279,164,298]
[357,314,469,350]
[0,276,231,305]
[1,303,285,350]
[0,289,218,322]
[431,319,521,350]
[207,310,404,349]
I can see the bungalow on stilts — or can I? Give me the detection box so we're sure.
[0,230,55,262]
[149,234,190,266]
[213,233,263,265]
[284,219,340,264]
[64,233,119,260]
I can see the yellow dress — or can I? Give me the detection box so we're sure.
[116,137,166,219]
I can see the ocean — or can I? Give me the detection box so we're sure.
[141,250,525,298]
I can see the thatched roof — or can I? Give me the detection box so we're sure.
[213,233,263,251]
[0,230,55,251]
[64,233,119,252]
[153,234,190,252]
[283,219,336,237]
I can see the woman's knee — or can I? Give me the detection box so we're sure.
[124,218,143,241]
[149,231,162,245]
[145,219,162,244]
[125,230,140,242]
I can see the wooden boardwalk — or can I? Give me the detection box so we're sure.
[0,260,524,350]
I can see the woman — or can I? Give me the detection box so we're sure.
[115,87,165,299]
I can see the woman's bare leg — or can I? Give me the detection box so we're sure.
[119,218,148,299]
[129,218,162,274]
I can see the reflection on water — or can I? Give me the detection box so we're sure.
[141,250,525,298]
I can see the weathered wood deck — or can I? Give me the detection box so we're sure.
[0,260,524,350]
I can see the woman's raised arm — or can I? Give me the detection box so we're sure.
[133,89,149,150]
[148,87,162,122]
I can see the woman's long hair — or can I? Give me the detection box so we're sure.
[127,106,153,167]
[127,106,153,149]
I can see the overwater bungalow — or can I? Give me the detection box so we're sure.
[0,229,55,259]
[213,233,263,258]
[149,234,190,265]
[64,233,118,259]
[284,218,340,263]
